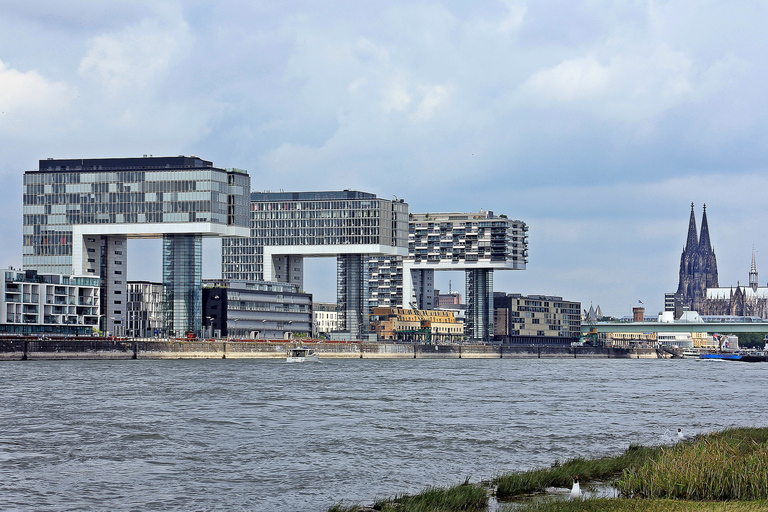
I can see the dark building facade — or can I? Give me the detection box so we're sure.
[676,203,719,313]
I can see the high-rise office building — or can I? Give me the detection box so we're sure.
[23,156,251,337]
[221,190,409,338]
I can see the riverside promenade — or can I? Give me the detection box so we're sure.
[0,338,667,360]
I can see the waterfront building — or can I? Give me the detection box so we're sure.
[23,156,251,337]
[221,190,409,338]
[202,279,312,339]
[0,268,99,335]
[672,205,768,318]
[368,211,528,341]
[704,247,768,318]
[369,307,464,342]
[313,302,340,337]
[493,293,581,345]
[675,203,719,313]
[126,281,163,337]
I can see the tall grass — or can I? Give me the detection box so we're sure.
[372,481,488,512]
[500,498,768,512]
[492,444,659,499]
[617,427,768,501]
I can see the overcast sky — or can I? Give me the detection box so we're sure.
[2,1,767,316]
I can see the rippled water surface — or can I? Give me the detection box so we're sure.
[1,358,766,511]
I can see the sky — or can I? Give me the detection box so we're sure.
[2,0,768,317]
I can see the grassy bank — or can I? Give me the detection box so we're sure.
[329,427,768,512]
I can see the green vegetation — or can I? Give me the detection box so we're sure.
[492,444,657,499]
[617,428,768,500]
[329,428,768,512]
[328,480,487,512]
[501,498,768,512]
[732,332,768,349]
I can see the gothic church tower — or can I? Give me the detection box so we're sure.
[676,203,719,312]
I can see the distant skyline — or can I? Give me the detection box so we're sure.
[3,1,768,317]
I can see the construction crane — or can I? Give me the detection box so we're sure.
[408,302,432,344]
[582,308,600,347]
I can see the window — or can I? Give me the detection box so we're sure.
[114,300,121,304]
[115,271,122,275]
[114,240,123,245]
[115,251,122,255]
[114,290,121,294]
[114,261,122,265]
[87,248,95,253]
[114,280,122,284]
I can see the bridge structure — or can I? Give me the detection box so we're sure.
[582,322,768,335]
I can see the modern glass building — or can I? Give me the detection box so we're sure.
[221,190,409,338]
[23,156,251,337]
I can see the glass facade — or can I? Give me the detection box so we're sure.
[162,235,202,337]
[221,191,409,339]
[466,269,494,341]
[23,156,251,338]
[221,191,409,281]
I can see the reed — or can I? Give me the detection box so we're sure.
[500,498,768,512]
[371,481,488,512]
[492,444,659,499]
[617,427,768,501]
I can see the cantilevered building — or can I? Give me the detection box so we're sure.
[221,190,409,338]
[23,156,251,337]
[368,210,528,341]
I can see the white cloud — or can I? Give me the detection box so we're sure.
[79,18,191,95]
[411,84,450,121]
[0,59,75,136]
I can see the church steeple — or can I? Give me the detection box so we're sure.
[685,202,698,251]
[699,203,712,253]
[750,246,758,292]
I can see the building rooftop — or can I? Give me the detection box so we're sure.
[250,190,382,202]
[37,155,216,172]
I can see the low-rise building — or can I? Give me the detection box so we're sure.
[313,302,340,337]
[203,280,312,339]
[126,281,164,337]
[370,307,464,342]
[494,293,581,345]
[0,268,99,335]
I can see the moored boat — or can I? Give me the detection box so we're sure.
[699,352,742,361]
[286,347,319,362]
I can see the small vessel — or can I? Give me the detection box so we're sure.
[699,352,742,361]
[286,347,319,362]
[681,349,700,358]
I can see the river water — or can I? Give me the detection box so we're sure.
[1,358,766,511]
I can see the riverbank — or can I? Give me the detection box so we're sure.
[0,338,670,360]
[330,427,768,512]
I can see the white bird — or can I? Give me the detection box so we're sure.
[570,475,581,498]
[677,428,691,441]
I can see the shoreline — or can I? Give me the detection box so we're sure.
[0,338,671,361]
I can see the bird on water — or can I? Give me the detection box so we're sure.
[570,475,581,498]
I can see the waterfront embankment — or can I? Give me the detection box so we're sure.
[0,338,668,360]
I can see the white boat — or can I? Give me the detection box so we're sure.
[286,347,319,362]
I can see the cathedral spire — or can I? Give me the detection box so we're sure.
[750,245,758,292]
[699,203,712,253]
[685,202,698,251]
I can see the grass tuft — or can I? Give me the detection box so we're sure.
[492,444,659,499]
[617,427,768,501]
[372,481,488,512]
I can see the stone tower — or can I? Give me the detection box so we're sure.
[676,203,719,312]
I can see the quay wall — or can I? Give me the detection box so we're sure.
[0,339,665,361]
